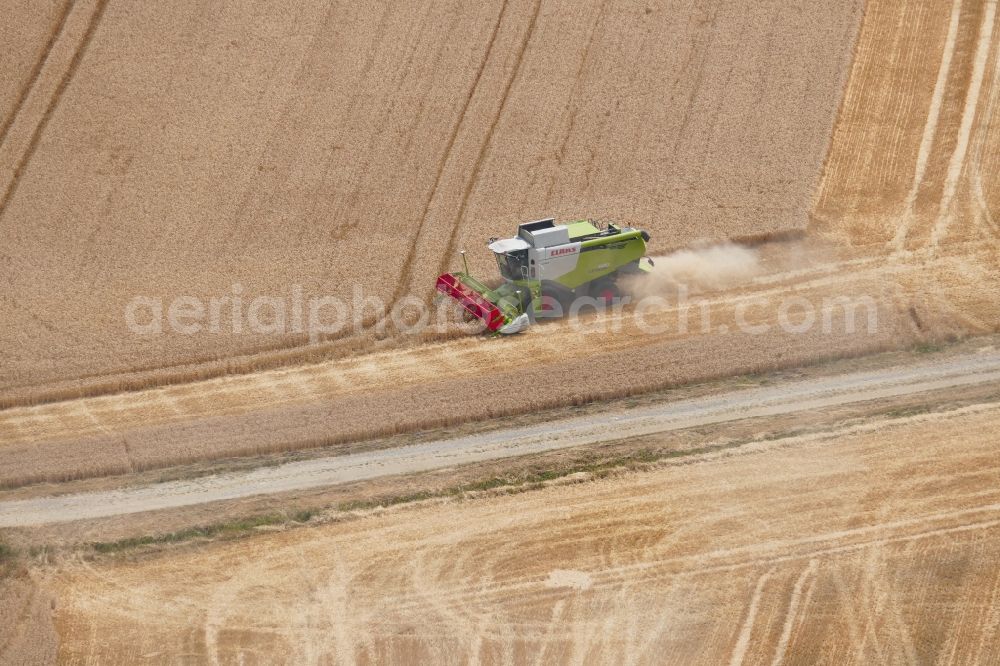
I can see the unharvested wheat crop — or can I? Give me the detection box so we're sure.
[0,0,863,400]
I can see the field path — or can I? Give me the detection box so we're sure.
[4,348,1000,527]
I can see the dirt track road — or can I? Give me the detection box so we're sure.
[4,348,999,527]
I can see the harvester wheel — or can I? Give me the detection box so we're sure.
[591,278,620,305]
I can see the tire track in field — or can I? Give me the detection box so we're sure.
[383,509,1000,622]
[433,0,545,281]
[221,2,394,256]
[391,0,512,306]
[728,568,774,666]
[663,2,724,177]
[329,478,1000,624]
[328,2,438,234]
[972,62,999,235]
[931,0,998,247]
[0,0,110,223]
[405,494,1000,619]
[890,0,964,252]
[0,0,73,150]
[970,566,1000,663]
[771,560,818,666]
[0,584,37,660]
[543,0,609,206]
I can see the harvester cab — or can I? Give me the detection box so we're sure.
[436,218,653,335]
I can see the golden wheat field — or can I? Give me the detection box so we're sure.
[0,0,862,398]
[1,0,1000,663]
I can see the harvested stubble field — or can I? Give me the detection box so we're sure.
[45,403,1000,663]
[0,572,58,664]
[814,0,1000,251]
[0,0,862,398]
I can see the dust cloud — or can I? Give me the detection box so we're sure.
[621,241,762,298]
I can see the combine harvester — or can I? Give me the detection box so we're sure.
[436,218,653,334]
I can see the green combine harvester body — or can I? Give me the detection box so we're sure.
[436,218,653,334]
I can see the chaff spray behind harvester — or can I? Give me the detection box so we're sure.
[436,218,653,334]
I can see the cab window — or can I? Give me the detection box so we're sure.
[494,250,527,280]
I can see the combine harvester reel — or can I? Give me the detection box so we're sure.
[436,218,653,335]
